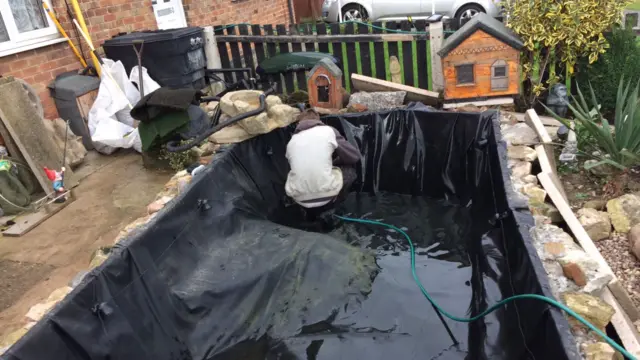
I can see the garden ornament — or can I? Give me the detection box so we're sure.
[546,83,569,118]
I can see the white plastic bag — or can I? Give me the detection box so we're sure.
[87,59,142,154]
[129,66,161,95]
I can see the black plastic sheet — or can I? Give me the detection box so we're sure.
[3,106,580,360]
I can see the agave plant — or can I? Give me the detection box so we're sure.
[543,79,640,171]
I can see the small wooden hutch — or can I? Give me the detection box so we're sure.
[438,13,523,107]
[307,58,344,110]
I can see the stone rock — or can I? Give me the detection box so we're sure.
[522,175,538,185]
[389,56,402,83]
[584,199,607,211]
[522,184,546,203]
[113,213,157,244]
[24,286,69,322]
[607,194,640,233]
[562,262,587,286]
[508,145,537,162]
[533,215,552,226]
[89,247,111,269]
[585,160,616,176]
[543,260,578,299]
[158,170,192,199]
[502,123,538,145]
[347,91,406,112]
[205,101,219,112]
[628,223,640,260]
[546,126,560,141]
[509,160,532,179]
[313,107,341,115]
[0,327,27,349]
[529,201,562,223]
[558,250,613,294]
[147,195,173,214]
[199,142,219,157]
[543,242,566,258]
[577,208,611,241]
[583,342,617,360]
[347,103,368,113]
[562,292,615,330]
[530,224,580,261]
[500,112,518,125]
[47,286,72,302]
[69,270,88,288]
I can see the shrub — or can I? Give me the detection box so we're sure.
[576,27,640,117]
[543,79,640,171]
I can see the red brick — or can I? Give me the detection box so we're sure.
[562,262,587,287]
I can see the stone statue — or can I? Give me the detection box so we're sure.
[546,83,569,118]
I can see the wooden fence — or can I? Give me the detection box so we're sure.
[213,21,459,95]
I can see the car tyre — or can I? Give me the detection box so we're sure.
[341,4,369,22]
[455,4,484,26]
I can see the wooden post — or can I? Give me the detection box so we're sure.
[429,21,444,92]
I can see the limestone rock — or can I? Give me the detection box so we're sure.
[389,56,402,83]
[502,123,538,146]
[533,215,552,226]
[522,175,538,185]
[530,224,580,261]
[628,223,640,260]
[158,170,192,199]
[199,142,219,157]
[558,250,613,294]
[543,242,567,258]
[0,327,28,349]
[113,213,157,244]
[583,342,617,360]
[347,103,368,113]
[43,118,87,168]
[500,112,518,125]
[89,247,112,269]
[508,145,537,161]
[562,292,615,330]
[607,194,640,233]
[205,101,219,112]
[522,184,546,203]
[47,286,72,302]
[313,107,341,115]
[584,199,607,211]
[509,160,532,179]
[347,91,406,112]
[577,208,611,241]
[529,201,562,223]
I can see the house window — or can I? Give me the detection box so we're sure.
[491,60,509,91]
[455,64,474,85]
[0,0,60,57]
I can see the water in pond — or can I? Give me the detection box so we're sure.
[266,192,506,359]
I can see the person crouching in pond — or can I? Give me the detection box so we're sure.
[285,109,360,225]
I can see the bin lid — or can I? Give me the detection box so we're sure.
[103,27,203,46]
[48,72,100,99]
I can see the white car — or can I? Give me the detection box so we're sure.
[322,0,502,25]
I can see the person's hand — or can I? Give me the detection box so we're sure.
[61,167,66,172]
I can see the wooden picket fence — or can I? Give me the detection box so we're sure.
[213,21,460,95]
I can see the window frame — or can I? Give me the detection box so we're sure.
[455,63,475,86]
[491,59,509,91]
[0,0,61,56]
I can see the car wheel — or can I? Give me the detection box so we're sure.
[455,4,485,26]
[341,4,368,22]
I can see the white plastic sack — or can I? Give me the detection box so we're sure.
[87,59,142,154]
[129,66,161,95]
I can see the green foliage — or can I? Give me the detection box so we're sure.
[502,0,630,106]
[159,141,197,171]
[543,79,640,171]
[576,27,640,116]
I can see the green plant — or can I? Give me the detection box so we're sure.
[502,0,630,107]
[576,27,640,117]
[543,79,640,171]
[159,141,198,171]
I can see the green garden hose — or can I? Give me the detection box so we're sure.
[334,215,637,360]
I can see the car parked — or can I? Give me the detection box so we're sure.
[321,0,502,25]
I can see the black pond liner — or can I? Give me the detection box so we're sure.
[3,105,581,360]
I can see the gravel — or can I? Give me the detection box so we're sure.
[595,233,640,309]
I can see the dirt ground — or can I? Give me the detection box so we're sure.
[0,151,171,340]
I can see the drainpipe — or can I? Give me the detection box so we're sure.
[287,0,295,24]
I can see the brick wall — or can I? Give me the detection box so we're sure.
[0,0,290,120]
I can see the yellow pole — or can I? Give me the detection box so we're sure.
[68,0,101,76]
[43,3,87,68]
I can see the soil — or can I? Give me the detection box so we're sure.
[0,151,171,340]
[558,165,640,209]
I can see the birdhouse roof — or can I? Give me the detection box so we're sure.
[306,57,342,81]
[438,13,524,57]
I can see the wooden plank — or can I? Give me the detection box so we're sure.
[3,194,74,237]
[415,20,429,90]
[386,21,400,67]
[214,26,233,83]
[238,24,255,76]
[316,23,329,53]
[263,25,277,57]
[301,23,315,52]
[525,109,553,143]
[602,289,640,358]
[429,21,444,91]
[509,111,563,127]
[276,24,294,94]
[372,21,386,80]
[329,23,345,89]
[442,97,514,109]
[226,25,243,82]
[290,24,306,92]
[534,144,569,202]
[251,25,266,65]
[357,22,372,78]
[214,33,427,43]
[351,73,438,105]
[401,21,414,87]
[344,23,358,91]
[538,172,640,321]
[0,80,77,193]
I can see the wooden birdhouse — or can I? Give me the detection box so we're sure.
[307,58,343,110]
[438,13,524,108]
